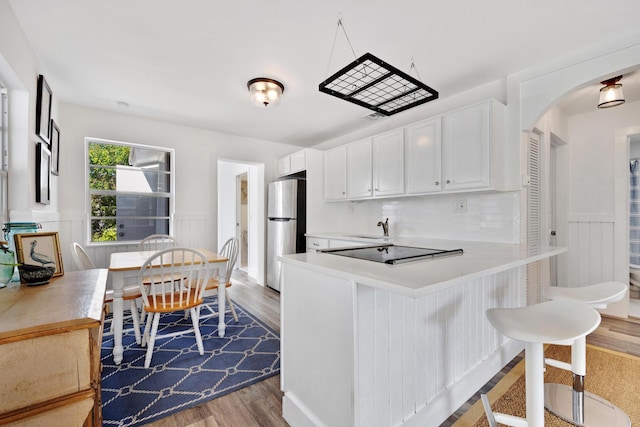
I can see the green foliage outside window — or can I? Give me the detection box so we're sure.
[89,143,130,241]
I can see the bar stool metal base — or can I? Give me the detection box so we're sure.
[544,383,631,426]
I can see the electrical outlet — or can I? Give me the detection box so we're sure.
[454,199,467,213]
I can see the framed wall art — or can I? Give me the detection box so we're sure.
[14,231,64,277]
[36,142,51,204]
[35,74,52,144]
[50,119,60,175]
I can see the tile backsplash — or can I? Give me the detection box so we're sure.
[331,191,521,243]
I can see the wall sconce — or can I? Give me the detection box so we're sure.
[247,78,284,107]
[598,75,625,108]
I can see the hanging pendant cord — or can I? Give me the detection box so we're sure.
[325,15,359,78]
[409,57,423,82]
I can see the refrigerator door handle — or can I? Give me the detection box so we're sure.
[269,218,293,221]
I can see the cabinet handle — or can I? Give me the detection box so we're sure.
[312,243,319,246]
[435,181,439,185]
[342,191,345,195]
[446,179,451,184]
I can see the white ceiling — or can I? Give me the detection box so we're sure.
[8,0,640,147]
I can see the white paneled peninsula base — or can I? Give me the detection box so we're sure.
[279,239,566,427]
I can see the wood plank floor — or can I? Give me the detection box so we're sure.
[142,273,640,427]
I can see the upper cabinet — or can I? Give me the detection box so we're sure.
[372,129,405,197]
[343,130,405,199]
[442,100,492,190]
[346,138,373,199]
[405,117,442,194]
[322,98,512,201]
[277,150,309,177]
[323,145,347,200]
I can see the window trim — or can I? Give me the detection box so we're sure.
[84,137,175,246]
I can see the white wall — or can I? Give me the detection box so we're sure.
[0,1,58,219]
[57,103,291,279]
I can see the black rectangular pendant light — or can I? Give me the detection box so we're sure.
[319,52,439,116]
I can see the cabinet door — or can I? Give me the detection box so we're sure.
[442,103,490,190]
[346,139,373,199]
[277,156,291,177]
[405,118,442,194]
[373,130,404,197]
[290,151,306,173]
[323,146,347,200]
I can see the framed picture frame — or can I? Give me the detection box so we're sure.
[36,142,51,204]
[50,119,60,175]
[14,231,64,277]
[35,74,52,144]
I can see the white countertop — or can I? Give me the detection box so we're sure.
[282,234,566,297]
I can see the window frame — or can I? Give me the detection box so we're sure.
[0,86,8,226]
[84,137,175,246]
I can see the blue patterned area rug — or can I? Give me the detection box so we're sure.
[100,298,280,427]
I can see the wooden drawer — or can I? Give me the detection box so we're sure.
[0,329,91,414]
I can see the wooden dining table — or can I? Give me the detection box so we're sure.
[108,248,228,365]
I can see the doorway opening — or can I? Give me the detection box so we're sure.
[217,160,266,285]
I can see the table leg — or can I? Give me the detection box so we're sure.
[217,264,226,337]
[111,272,124,365]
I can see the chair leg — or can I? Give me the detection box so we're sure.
[190,307,204,355]
[142,309,154,347]
[129,299,142,345]
[144,313,161,368]
[226,292,238,322]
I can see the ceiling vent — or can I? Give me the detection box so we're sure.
[362,111,386,120]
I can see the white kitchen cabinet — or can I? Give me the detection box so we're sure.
[323,146,347,200]
[277,156,291,176]
[346,138,373,199]
[278,150,308,177]
[405,117,442,194]
[442,99,503,191]
[322,98,510,200]
[372,129,404,197]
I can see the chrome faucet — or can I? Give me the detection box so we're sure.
[377,218,389,237]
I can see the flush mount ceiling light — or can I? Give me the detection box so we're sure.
[597,75,625,109]
[247,78,284,107]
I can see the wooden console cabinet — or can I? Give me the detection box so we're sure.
[0,269,107,426]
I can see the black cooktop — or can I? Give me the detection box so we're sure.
[321,244,463,265]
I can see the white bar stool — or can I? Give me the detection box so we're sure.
[544,281,631,426]
[481,300,601,427]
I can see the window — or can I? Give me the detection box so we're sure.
[86,138,174,243]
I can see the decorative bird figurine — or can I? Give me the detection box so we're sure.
[30,240,54,266]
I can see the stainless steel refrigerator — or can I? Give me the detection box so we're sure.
[266,178,306,291]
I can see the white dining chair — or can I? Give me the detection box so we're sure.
[70,242,142,344]
[194,237,239,323]
[137,234,178,251]
[137,247,211,368]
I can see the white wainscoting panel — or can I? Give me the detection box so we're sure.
[32,212,213,274]
[354,268,522,426]
[566,218,615,287]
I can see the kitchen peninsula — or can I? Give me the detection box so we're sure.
[279,237,565,427]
